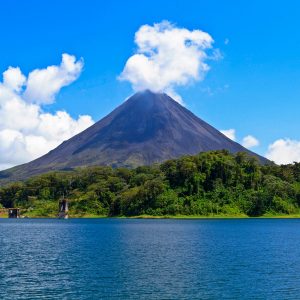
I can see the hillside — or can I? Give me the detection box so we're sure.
[0,90,268,184]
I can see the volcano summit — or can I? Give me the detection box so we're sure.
[0,90,267,182]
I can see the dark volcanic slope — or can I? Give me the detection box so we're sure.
[0,90,267,182]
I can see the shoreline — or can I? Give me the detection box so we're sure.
[2,214,300,219]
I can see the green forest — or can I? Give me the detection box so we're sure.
[1,150,300,218]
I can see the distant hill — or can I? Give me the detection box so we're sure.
[0,90,268,183]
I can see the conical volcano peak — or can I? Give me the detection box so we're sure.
[118,91,179,123]
[134,89,166,97]
[0,91,268,183]
[126,90,173,105]
[129,90,184,110]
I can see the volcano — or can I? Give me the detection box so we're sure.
[0,90,267,183]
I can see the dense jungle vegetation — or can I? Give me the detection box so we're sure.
[1,150,300,218]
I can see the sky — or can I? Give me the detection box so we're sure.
[1,0,300,169]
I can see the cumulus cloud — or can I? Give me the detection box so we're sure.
[24,53,83,104]
[221,128,300,165]
[266,139,300,164]
[220,129,236,141]
[242,135,260,149]
[3,67,26,92]
[221,129,260,149]
[119,21,215,102]
[0,54,94,170]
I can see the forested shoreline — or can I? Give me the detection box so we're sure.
[1,150,300,218]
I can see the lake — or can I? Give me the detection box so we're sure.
[1,218,300,299]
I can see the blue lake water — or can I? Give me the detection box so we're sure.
[1,218,300,299]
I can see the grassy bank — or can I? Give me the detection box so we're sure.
[2,212,300,219]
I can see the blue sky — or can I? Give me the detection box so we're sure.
[1,0,300,167]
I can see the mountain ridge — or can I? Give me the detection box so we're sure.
[0,90,268,183]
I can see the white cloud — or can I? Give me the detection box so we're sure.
[242,135,260,149]
[119,21,215,102]
[266,139,300,164]
[0,54,94,170]
[3,67,26,92]
[24,53,83,104]
[221,129,260,149]
[221,128,300,165]
[221,129,236,141]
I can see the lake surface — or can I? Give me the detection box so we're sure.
[1,218,300,299]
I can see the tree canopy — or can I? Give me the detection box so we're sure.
[1,150,300,217]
